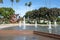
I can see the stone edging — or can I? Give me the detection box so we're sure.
[34,31,60,39]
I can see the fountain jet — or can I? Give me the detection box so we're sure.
[35,21,37,28]
[54,20,57,28]
[48,21,52,29]
[23,17,26,29]
[54,20,57,34]
[49,29,52,33]
[19,21,21,27]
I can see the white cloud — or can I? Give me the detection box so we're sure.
[15,9,27,17]
[14,6,34,17]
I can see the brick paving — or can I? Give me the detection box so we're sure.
[0,30,59,40]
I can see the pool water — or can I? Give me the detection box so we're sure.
[1,25,60,35]
[0,35,58,40]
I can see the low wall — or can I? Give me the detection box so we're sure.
[0,30,60,39]
[34,31,60,39]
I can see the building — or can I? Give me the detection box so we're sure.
[10,14,20,23]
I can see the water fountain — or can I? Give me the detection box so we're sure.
[48,21,52,29]
[35,21,37,28]
[35,21,38,31]
[48,21,52,33]
[23,17,26,29]
[54,20,57,28]
[49,29,52,33]
[54,20,57,34]
[19,21,21,27]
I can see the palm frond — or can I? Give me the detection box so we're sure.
[10,0,14,6]
[10,0,14,2]
[0,0,3,3]
[25,3,27,6]
[16,0,20,3]
[28,1,32,7]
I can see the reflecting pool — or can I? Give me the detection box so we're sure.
[0,35,58,40]
[1,25,60,35]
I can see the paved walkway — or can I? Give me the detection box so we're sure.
[0,30,59,40]
[0,24,19,29]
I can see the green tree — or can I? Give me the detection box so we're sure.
[10,0,14,6]
[0,0,3,3]
[25,1,32,8]
[28,2,32,7]
[0,8,15,22]
[38,7,48,23]
[25,9,38,20]
[24,7,60,23]
[46,8,58,21]
[25,2,32,21]
[0,0,20,6]
[10,0,20,6]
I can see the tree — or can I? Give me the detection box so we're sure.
[10,0,14,6]
[25,2,27,6]
[16,0,20,3]
[28,2,32,7]
[25,1,32,21]
[25,1,32,7]
[46,8,59,21]
[0,7,15,23]
[0,0,20,6]
[24,7,60,22]
[0,0,3,3]
[10,0,20,6]
[25,9,39,20]
[38,7,48,20]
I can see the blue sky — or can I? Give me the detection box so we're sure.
[0,0,60,17]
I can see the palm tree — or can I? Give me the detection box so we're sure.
[28,2,32,20]
[10,0,14,6]
[10,0,20,6]
[25,2,32,21]
[0,0,20,5]
[25,3,27,6]
[25,2,28,11]
[0,0,3,3]
[16,0,20,3]
[25,1,32,11]
[28,2,32,8]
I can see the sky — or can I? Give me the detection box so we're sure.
[0,0,60,17]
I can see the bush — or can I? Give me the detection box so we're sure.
[57,18,60,22]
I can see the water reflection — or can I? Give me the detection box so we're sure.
[23,17,26,30]
[19,21,21,27]
[0,35,39,40]
[35,21,37,28]
[49,29,52,33]
[1,25,60,35]
[0,35,58,40]
[48,21,52,29]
